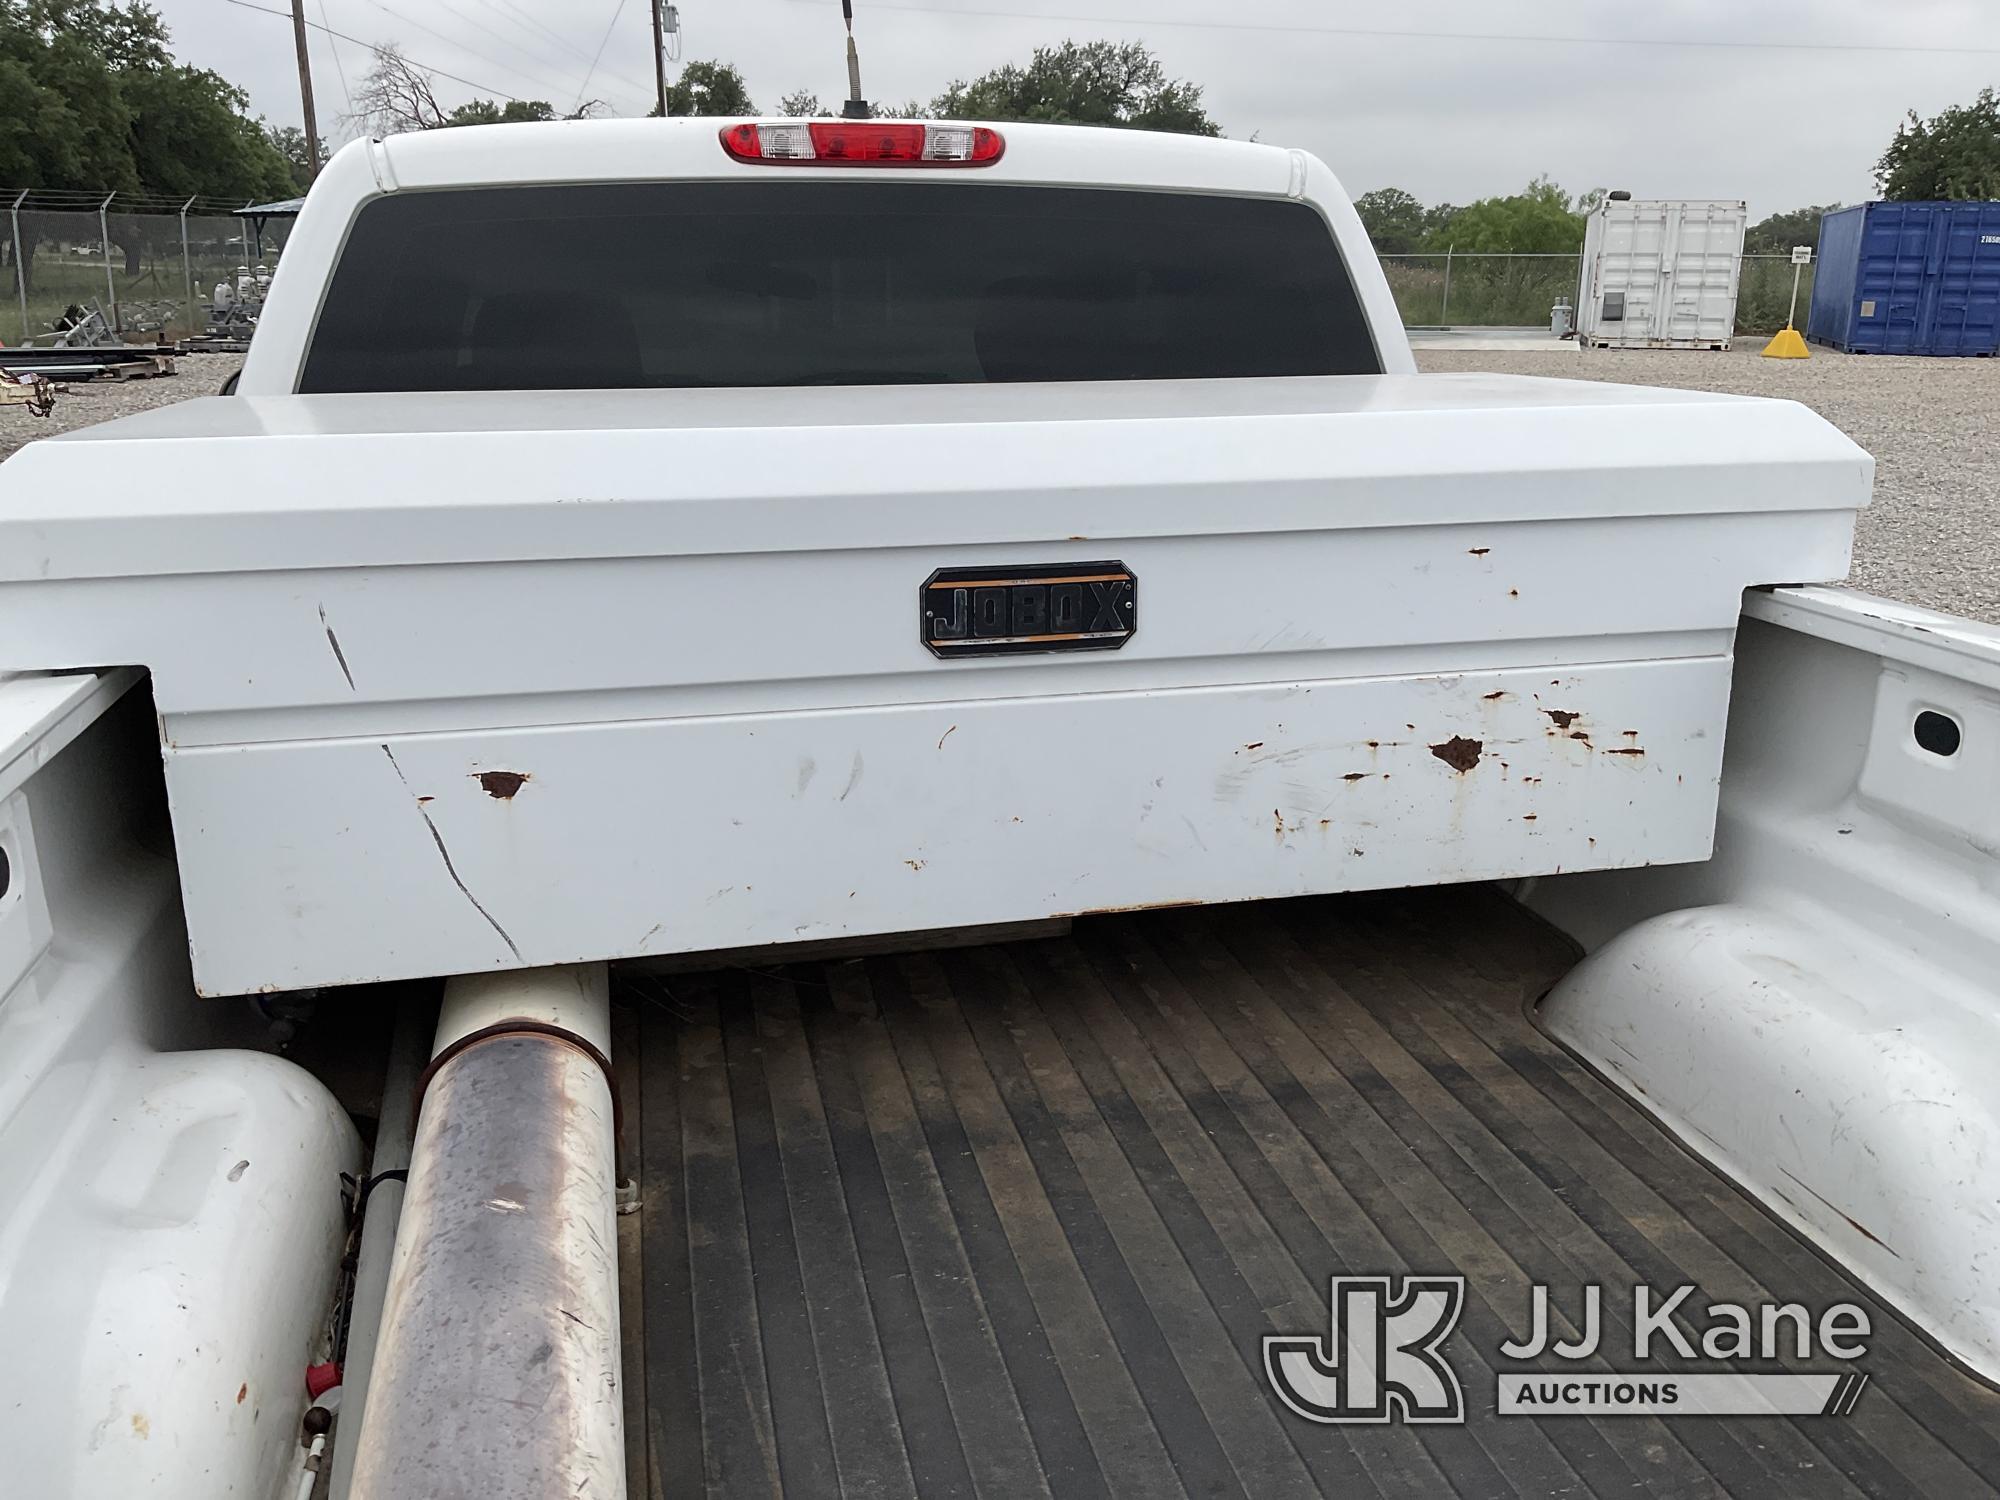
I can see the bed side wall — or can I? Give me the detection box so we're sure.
[1525,587,2000,1382]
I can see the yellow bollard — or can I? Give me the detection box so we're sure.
[1762,327,1810,358]
[1763,249,1813,358]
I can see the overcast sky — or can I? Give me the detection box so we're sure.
[177,0,1993,216]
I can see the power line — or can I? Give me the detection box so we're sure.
[346,0,602,103]
[465,0,658,104]
[474,0,600,68]
[317,0,356,119]
[219,0,528,98]
[575,0,632,114]
[798,0,2000,57]
[423,0,645,101]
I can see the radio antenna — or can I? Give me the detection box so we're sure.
[839,0,871,118]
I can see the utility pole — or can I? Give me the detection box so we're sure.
[649,0,669,117]
[290,0,322,181]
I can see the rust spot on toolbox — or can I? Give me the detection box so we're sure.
[1428,736,1483,773]
[475,770,530,800]
[1543,709,1581,729]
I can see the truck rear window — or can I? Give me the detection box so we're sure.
[298,181,1381,392]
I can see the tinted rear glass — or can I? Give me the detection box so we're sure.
[298,181,1380,392]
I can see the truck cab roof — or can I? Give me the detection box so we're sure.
[357,114,1306,192]
[236,117,1414,394]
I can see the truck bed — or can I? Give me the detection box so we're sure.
[619,887,2000,1498]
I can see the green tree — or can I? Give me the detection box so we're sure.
[0,0,296,299]
[444,97,559,127]
[652,60,755,117]
[777,88,823,117]
[0,35,93,188]
[1352,187,1426,254]
[1421,201,1461,240]
[115,62,291,272]
[24,0,165,67]
[1425,177,1585,253]
[1876,88,2000,199]
[124,65,293,201]
[1745,203,1840,256]
[927,40,1220,135]
[265,123,326,192]
[0,0,290,196]
[0,0,144,191]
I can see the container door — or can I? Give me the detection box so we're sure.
[1651,203,1682,340]
[1862,204,1930,354]
[1663,202,1742,344]
[1916,209,1948,353]
[1971,203,2000,354]
[1595,203,1668,341]
[1919,203,2000,355]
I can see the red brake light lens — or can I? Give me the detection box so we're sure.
[719,121,1004,167]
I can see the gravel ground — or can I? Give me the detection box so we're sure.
[5,345,1993,624]
[1418,343,2000,624]
[0,353,242,462]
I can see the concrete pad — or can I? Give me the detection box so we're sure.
[1406,326,1580,352]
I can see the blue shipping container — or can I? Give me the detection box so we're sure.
[1807,201,2000,355]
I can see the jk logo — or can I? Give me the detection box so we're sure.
[1264,1277,1467,1425]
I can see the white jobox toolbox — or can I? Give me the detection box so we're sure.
[0,375,1867,993]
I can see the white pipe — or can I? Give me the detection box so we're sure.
[434,963,611,1057]
[295,1434,327,1500]
[328,1000,431,1500]
[347,965,621,1500]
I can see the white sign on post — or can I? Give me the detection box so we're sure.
[1792,246,1814,265]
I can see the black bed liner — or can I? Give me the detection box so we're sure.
[623,887,2000,1498]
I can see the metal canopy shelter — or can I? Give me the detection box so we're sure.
[236,196,305,261]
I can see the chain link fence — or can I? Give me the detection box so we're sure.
[5,190,292,344]
[6,187,1814,347]
[1379,252,1579,329]
[1382,250,1817,334]
[1735,255,1818,337]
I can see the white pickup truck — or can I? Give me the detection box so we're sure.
[0,117,1996,1499]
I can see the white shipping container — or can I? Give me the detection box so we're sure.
[1576,196,1747,350]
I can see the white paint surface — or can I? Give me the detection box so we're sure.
[1531,587,2000,1381]
[0,122,1869,996]
[171,656,1734,991]
[0,374,1866,995]
[0,673,361,1499]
